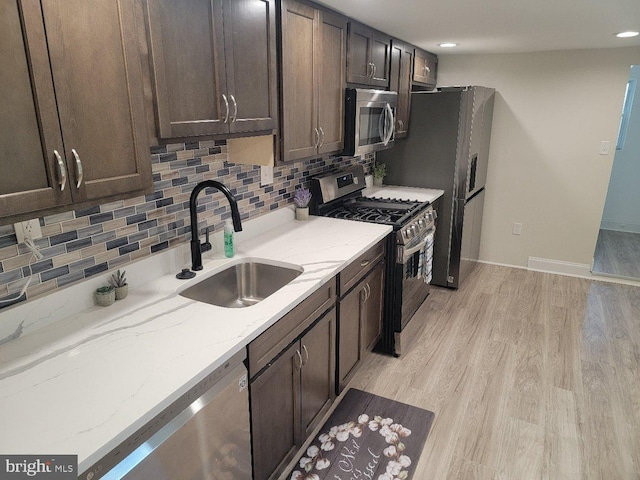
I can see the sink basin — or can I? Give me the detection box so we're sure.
[179,261,303,308]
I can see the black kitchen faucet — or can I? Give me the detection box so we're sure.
[189,180,242,271]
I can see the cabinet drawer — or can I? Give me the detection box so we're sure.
[248,281,336,377]
[339,240,385,295]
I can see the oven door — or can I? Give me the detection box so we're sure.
[397,228,434,329]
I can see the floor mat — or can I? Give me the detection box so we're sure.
[287,388,435,480]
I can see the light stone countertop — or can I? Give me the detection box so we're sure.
[363,184,445,204]
[0,207,391,474]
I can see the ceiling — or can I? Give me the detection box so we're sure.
[315,0,640,55]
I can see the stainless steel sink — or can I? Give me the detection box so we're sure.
[179,261,303,308]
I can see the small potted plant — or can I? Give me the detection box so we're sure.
[95,285,115,307]
[293,187,312,220]
[110,269,128,300]
[373,163,387,186]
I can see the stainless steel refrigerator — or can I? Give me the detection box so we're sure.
[377,86,495,288]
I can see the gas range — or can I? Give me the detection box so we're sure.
[310,165,436,357]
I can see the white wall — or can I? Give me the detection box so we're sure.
[601,65,640,233]
[438,47,640,269]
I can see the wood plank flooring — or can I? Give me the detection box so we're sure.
[593,229,640,280]
[348,263,640,479]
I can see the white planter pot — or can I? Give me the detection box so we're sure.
[295,207,309,221]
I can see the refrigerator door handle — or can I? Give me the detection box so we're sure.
[469,154,478,192]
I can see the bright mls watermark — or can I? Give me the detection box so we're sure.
[1,455,77,479]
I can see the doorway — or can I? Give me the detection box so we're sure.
[593,65,640,279]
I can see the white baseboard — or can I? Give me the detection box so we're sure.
[600,220,640,234]
[478,258,640,287]
[527,257,593,278]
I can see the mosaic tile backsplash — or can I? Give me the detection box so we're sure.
[0,141,373,307]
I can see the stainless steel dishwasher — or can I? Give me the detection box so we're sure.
[87,351,251,480]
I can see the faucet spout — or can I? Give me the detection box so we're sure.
[189,180,243,271]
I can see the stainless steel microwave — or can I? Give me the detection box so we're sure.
[343,88,397,156]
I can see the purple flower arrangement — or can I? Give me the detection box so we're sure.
[293,187,312,208]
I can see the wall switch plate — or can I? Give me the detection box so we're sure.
[14,219,43,244]
[260,166,274,186]
[599,140,611,155]
[512,222,523,235]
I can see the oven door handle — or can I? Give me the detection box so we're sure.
[399,230,434,264]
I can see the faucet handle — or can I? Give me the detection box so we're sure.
[201,226,212,253]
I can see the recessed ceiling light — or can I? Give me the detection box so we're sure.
[615,31,639,38]
[438,42,458,48]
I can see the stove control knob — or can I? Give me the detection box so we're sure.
[405,228,413,239]
[411,225,418,236]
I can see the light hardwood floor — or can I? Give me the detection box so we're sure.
[593,229,640,280]
[349,263,640,479]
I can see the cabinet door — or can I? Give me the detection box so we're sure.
[370,30,391,88]
[413,48,438,88]
[0,1,72,218]
[338,284,364,392]
[145,0,229,138]
[300,309,336,439]
[317,10,347,156]
[222,0,277,134]
[362,263,384,352]
[346,21,372,84]
[280,0,319,162]
[42,0,152,202]
[250,341,301,480]
[390,40,413,138]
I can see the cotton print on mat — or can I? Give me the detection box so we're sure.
[288,388,434,480]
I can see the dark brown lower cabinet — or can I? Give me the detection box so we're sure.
[250,308,336,480]
[337,261,384,392]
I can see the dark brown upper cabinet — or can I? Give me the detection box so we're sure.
[280,0,347,162]
[347,21,391,88]
[144,0,278,139]
[389,39,414,138]
[1,0,152,222]
[413,47,438,89]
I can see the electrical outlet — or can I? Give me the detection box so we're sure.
[260,166,274,186]
[599,140,611,155]
[512,222,523,235]
[14,219,43,244]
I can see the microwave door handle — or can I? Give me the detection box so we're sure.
[383,103,394,145]
[378,108,386,144]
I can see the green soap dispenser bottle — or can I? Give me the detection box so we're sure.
[224,219,234,258]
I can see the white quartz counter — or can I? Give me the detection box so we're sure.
[0,208,391,474]
[363,184,445,204]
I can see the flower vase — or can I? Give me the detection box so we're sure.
[295,207,309,221]
[373,177,383,186]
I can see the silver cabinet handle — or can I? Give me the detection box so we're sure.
[425,66,431,78]
[367,62,373,78]
[221,94,229,124]
[302,344,309,366]
[54,150,67,192]
[295,349,303,370]
[318,127,325,147]
[314,128,320,148]
[360,259,370,267]
[229,94,238,123]
[72,149,83,188]
[372,63,377,79]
